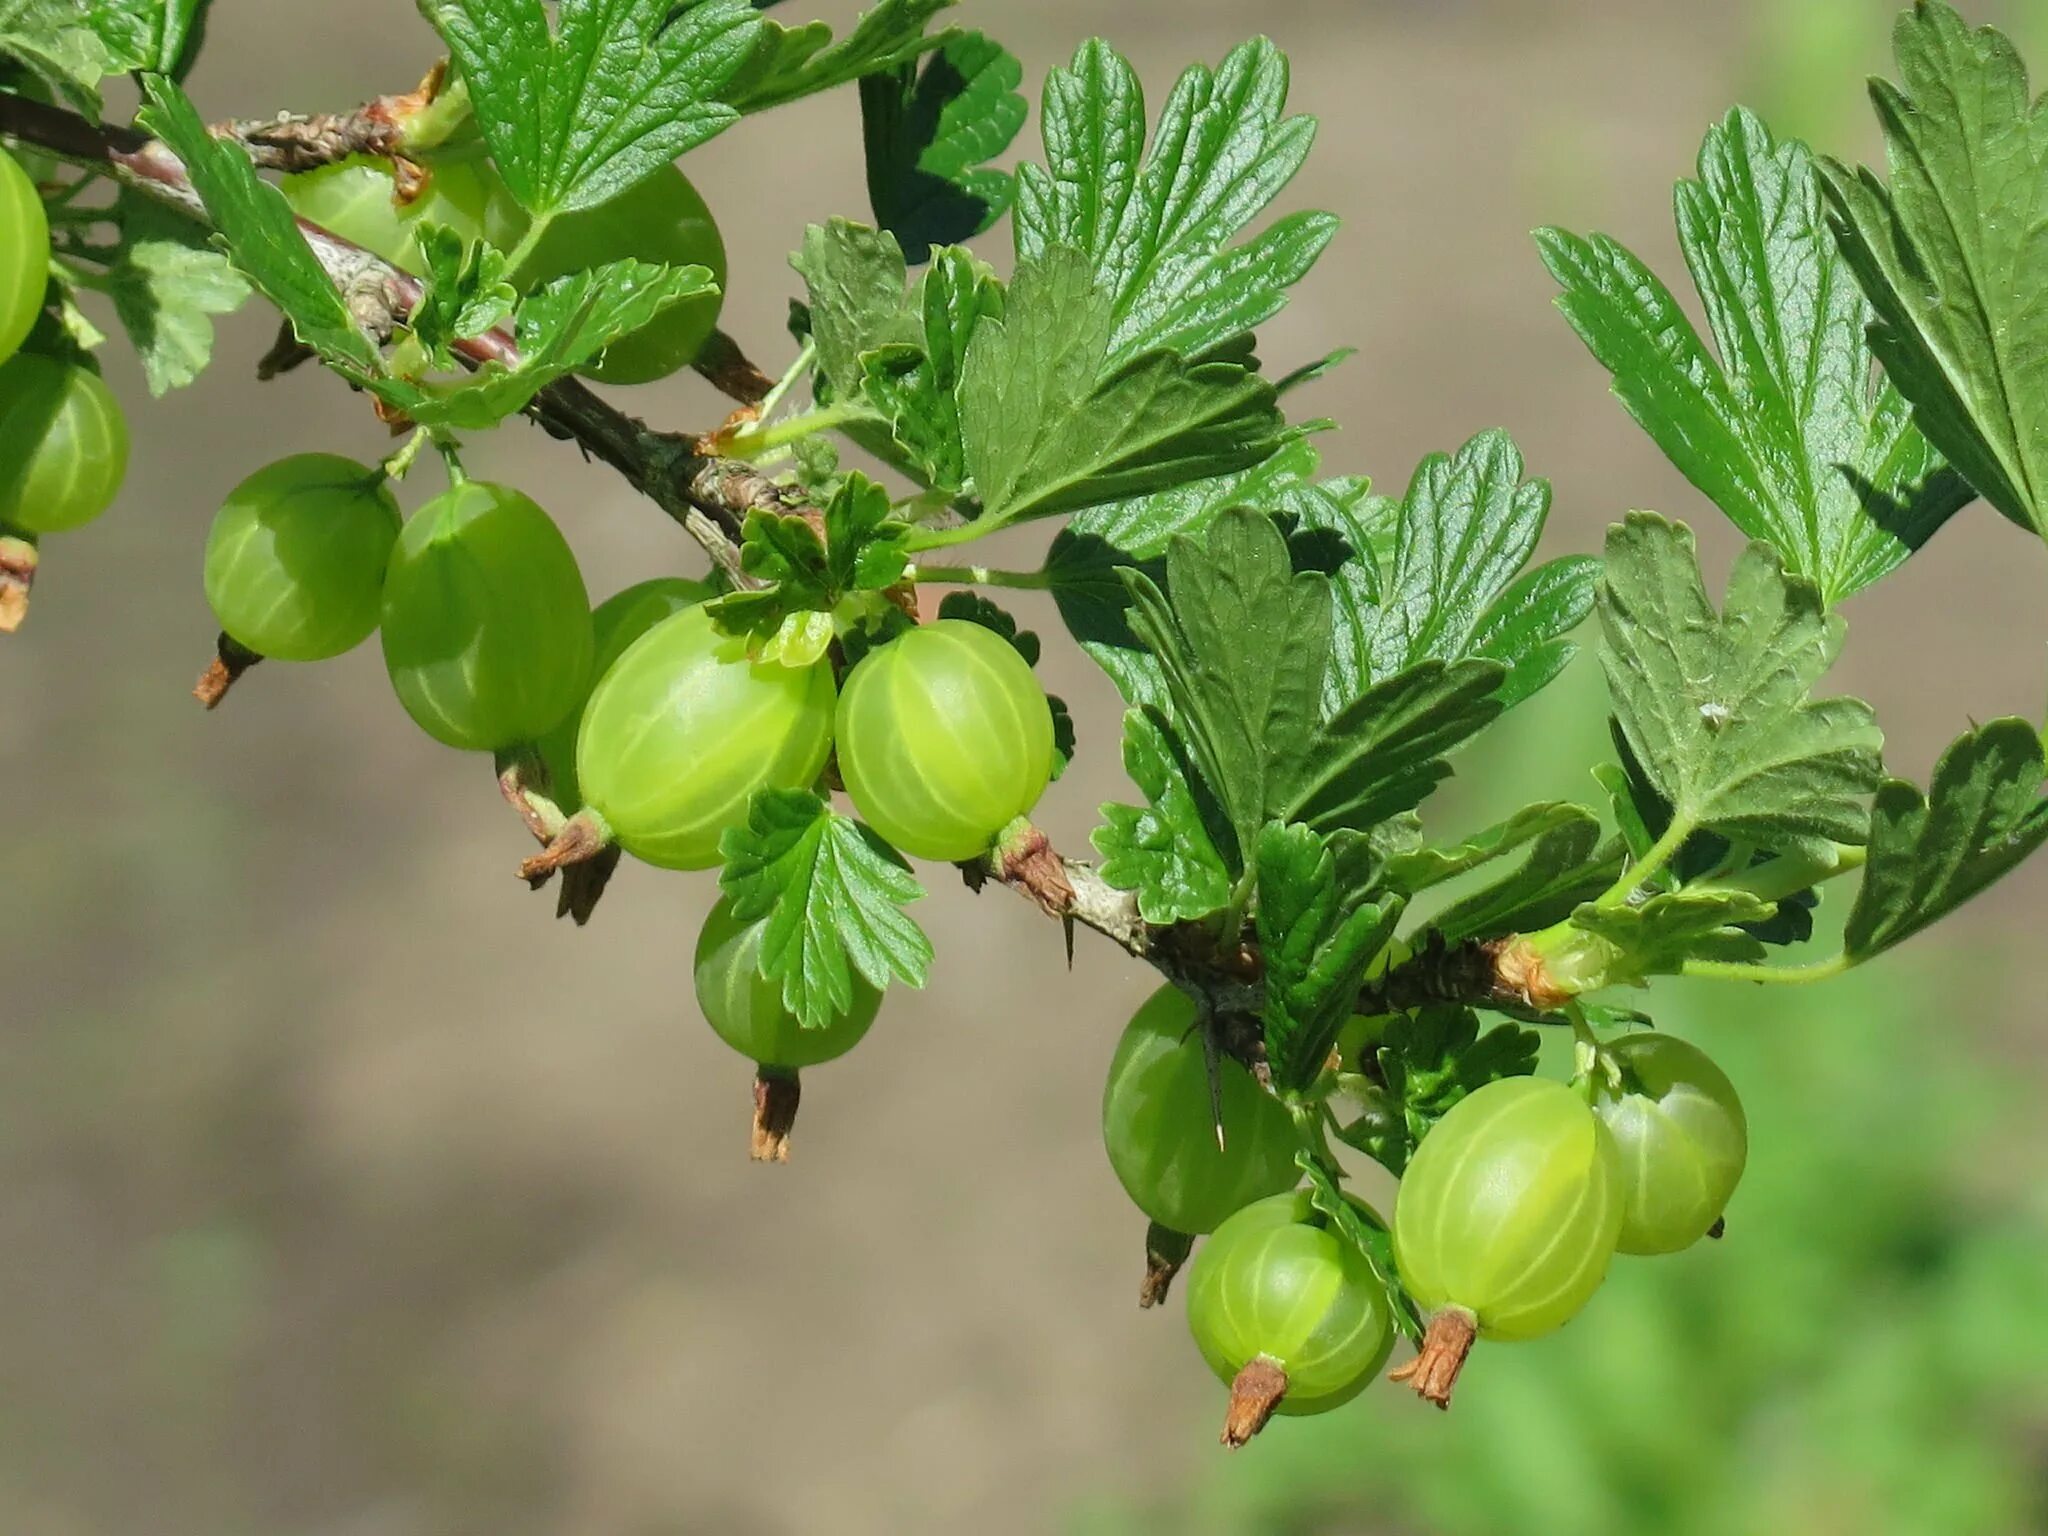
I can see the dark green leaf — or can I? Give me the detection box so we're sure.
[719,788,933,1030]
[1015,38,1336,365]
[956,245,1284,527]
[1330,429,1592,711]
[1382,802,1598,894]
[860,245,1001,490]
[1120,507,1329,860]
[1568,888,1773,984]
[418,0,761,217]
[1285,659,1505,838]
[1347,1008,1540,1175]
[137,76,381,375]
[1257,821,1401,1096]
[728,0,953,113]
[89,0,205,73]
[1820,4,2048,542]
[1428,818,1624,946]
[861,30,1024,263]
[1600,512,1882,853]
[1540,107,1968,604]
[1092,707,1232,923]
[1846,718,2048,960]
[409,225,518,370]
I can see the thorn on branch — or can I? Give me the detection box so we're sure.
[257,321,315,380]
[192,633,263,708]
[751,1068,800,1162]
[692,329,776,407]
[0,536,36,634]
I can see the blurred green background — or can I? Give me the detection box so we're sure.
[4,2,2048,1533]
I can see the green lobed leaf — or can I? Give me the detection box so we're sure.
[1846,718,2048,961]
[417,0,761,218]
[89,0,206,74]
[718,788,933,1030]
[1600,511,1882,853]
[860,244,1002,490]
[409,224,518,370]
[1539,107,1969,605]
[707,473,908,659]
[728,0,954,114]
[1381,801,1598,895]
[1819,3,2048,543]
[1427,816,1624,947]
[1092,707,1232,923]
[1330,429,1595,711]
[1014,37,1336,365]
[1256,821,1401,1097]
[394,258,720,429]
[860,29,1025,264]
[1284,658,1505,839]
[0,0,111,110]
[104,189,248,394]
[1119,507,1329,863]
[956,244,1284,528]
[790,218,918,401]
[1568,888,1774,984]
[138,75,381,376]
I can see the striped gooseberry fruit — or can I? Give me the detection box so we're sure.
[379,481,593,751]
[1588,1032,1748,1255]
[0,354,128,535]
[281,155,513,275]
[1185,1189,1396,1446]
[202,454,401,660]
[575,605,835,870]
[1101,984,1298,1234]
[834,619,1055,863]
[0,147,48,365]
[536,576,711,809]
[693,895,881,1160]
[1391,1075,1624,1406]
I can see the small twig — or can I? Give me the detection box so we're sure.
[255,319,314,380]
[211,60,449,176]
[692,328,776,407]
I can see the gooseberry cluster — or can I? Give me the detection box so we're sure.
[1106,988,1747,1437]
[8,0,2044,1463]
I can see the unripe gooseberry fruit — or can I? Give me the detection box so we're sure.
[281,155,513,276]
[1185,1189,1396,1446]
[694,896,880,1161]
[834,619,1055,863]
[576,605,836,870]
[0,148,49,365]
[695,897,881,1070]
[1391,1075,1624,1407]
[1101,984,1299,1234]
[0,354,129,535]
[536,576,711,810]
[514,166,727,384]
[379,481,593,752]
[1588,1032,1748,1255]
[202,454,402,661]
